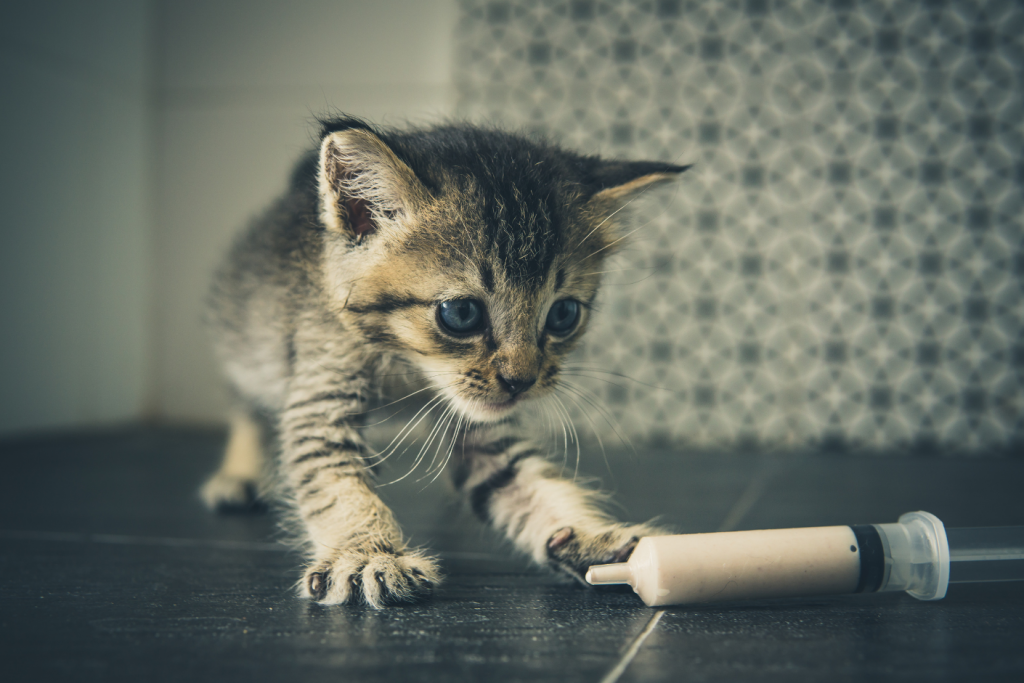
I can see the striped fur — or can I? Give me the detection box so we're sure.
[202,117,688,607]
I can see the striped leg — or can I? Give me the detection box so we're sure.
[282,374,440,607]
[454,434,663,583]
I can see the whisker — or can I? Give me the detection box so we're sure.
[572,200,631,253]
[543,399,558,457]
[551,394,570,471]
[580,266,656,276]
[380,400,453,486]
[532,396,558,465]
[360,404,418,429]
[557,384,611,477]
[407,402,456,479]
[368,393,446,468]
[422,401,460,478]
[366,393,443,462]
[552,394,581,482]
[357,384,436,415]
[589,271,660,287]
[538,395,566,474]
[422,405,466,487]
[571,151,689,260]
[580,222,651,262]
[570,172,666,258]
[561,379,638,460]
[562,364,676,393]
[373,369,463,380]
[558,371,634,395]
[548,394,573,473]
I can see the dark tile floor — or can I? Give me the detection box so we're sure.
[1,426,1022,682]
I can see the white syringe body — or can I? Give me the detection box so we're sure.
[586,511,953,607]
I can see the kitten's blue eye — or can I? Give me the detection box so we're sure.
[438,299,485,335]
[546,299,580,334]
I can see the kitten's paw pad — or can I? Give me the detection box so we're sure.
[545,526,648,583]
[302,551,440,608]
[200,473,266,514]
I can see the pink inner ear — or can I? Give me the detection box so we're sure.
[345,198,376,238]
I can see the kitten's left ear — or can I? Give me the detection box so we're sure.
[317,125,429,240]
[583,159,692,205]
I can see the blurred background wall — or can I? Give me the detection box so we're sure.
[0,1,152,434]
[1,0,1020,454]
[0,0,456,434]
[457,0,1022,453]
[152,0,456,421]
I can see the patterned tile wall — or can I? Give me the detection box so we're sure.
[455,0,1022,452]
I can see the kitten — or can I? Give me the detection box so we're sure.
[201,116,689,607]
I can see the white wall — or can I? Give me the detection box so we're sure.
[0,0,456,435]
[152,0,457,423]
[0,1,153,434]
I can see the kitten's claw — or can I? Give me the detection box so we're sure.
[302,550,440,608]
[545,525,654,584]
[200,472,266,513]
[548,526,575,550]
[611,536,640,563]
[307,571,329,601]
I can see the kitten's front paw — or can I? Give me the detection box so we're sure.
[545,525,657,584]
[200,472,266,513]
[302,548,440,608]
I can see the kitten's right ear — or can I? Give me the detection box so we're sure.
[582,159,692,206]
[317,127,428,240]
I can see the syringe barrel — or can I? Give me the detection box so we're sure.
[591,526,864,607]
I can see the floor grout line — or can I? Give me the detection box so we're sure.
[0,529,510,562]
[598,609,666,683]
[0,529,290,551]
[717,476,768,532]
[717,458,783,532]
[596,458,780,682]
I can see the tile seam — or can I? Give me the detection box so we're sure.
[0,529,511,562]
[598,609,666,683]
[717,458,786,532]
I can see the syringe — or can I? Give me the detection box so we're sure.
[586,512,1024,607]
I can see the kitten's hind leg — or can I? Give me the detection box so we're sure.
[201,409,269,513]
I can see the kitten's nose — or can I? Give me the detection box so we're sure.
[497,374,537,397]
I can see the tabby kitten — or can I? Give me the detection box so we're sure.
[202,117,688,607]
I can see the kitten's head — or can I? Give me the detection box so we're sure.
[314,117,688,423]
